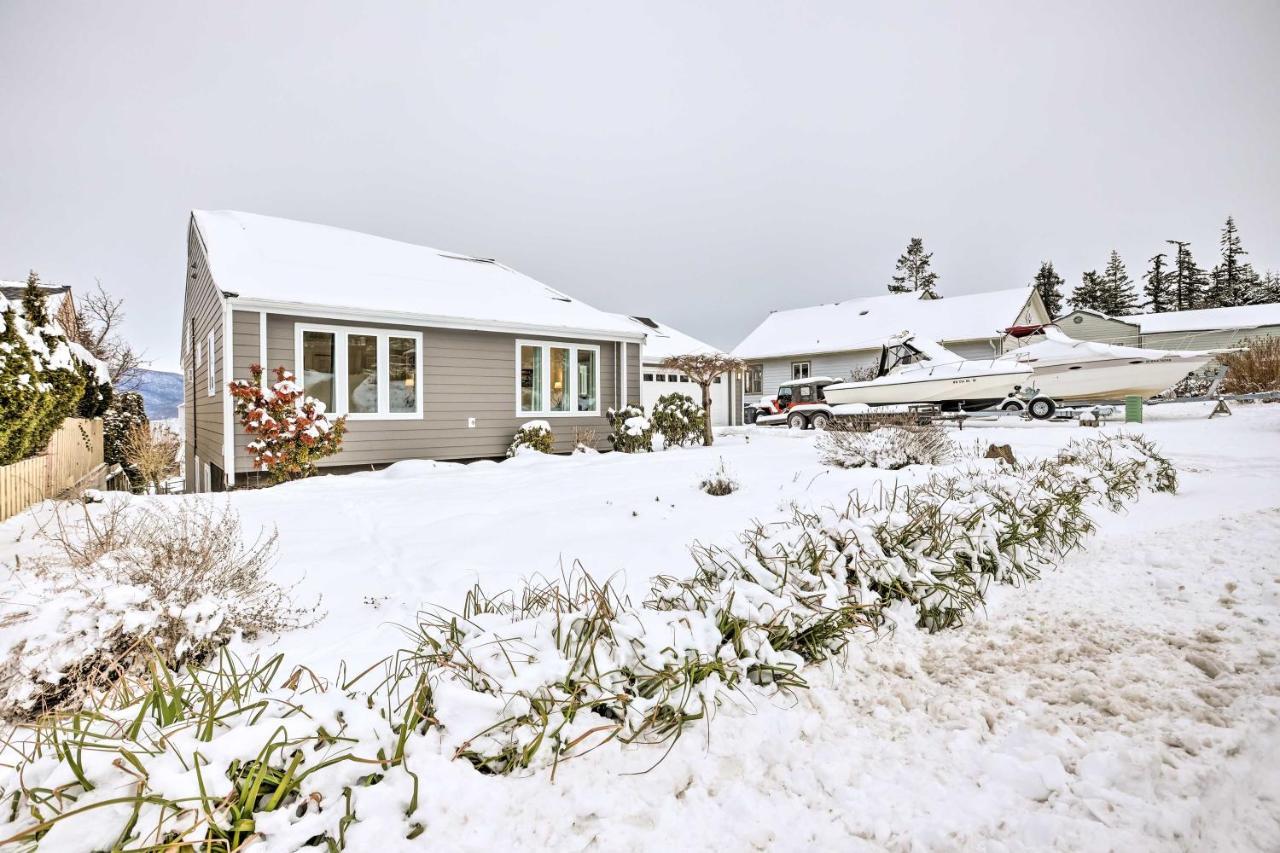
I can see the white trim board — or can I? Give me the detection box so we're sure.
[514,338,602,418]
[293,322,425,421]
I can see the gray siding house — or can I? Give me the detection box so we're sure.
[180,210,644,492]
[1057,303,1280,351]
[732,286,1049,398]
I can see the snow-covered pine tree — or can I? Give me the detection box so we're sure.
[21,271,50,328]
[1205,216,1259,308]
[1165,240,1204,312]
[1143,252,1171,313]
[1257,270,1280,304]
[1070,270,1107,313]
[1031,261,1065,317]
[1099,250,1138,316]
[889,237,940,298]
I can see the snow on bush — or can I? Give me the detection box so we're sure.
[506,420,554,456]
[0,434,1179,847]
[699,458,739,496]
[230,364,347,483]
[1220,336,1280,396]
[817,420,955,470]
[607,404,654,453]
[651,392,706,448]
[0,501,318,718]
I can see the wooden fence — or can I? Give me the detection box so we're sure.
[0,418,104,522]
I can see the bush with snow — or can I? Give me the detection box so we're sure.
[651,392,706,448]
[607,404,655,453]
[507,420,555,456]
[230,363,347,483]
[699,458,739,496]
[1220,336,1280,396]
[817,420,956,470]
[0,501,317,718]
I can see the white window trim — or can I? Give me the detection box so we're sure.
[791,360,811,380]
[294,323,424,421]
[206,331,216,396]
[515,339,601,417]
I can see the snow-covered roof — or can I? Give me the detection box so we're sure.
[0,281,71,318]
[191,210,644,340]
[732,286,1037,360]
[1124,302,1280,334]
[617,315,723,362]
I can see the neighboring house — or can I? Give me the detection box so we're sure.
[181,210,645,492]
[617,315,740,426]
[0,280,79,335]
[733,286,1048,397]
[1057,303,1280,350]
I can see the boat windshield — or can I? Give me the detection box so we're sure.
[878,342,930,375]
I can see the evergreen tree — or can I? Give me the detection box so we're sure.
[1205,215,1259,308]
[1257,270,1280,304]
[1165,240,1205,311]
[888,237,940,298]
[21,270,50,328]
[1143,252,1171,313]
[1099,250,1138,315]
[1070,270,1107,312]
[1030,261,1065,317]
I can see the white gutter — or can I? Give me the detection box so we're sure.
[228,297,647,345]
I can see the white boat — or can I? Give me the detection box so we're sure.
[997,325,1220,402]
[822,333,1033,409]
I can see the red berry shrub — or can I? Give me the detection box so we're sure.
[229,364,347,483]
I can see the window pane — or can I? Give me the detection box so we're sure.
[576,349,597,411]
[520,345,542,412]
[302,331,335,411]
[549,347,570,412]
[347,334,379,413]
[389,337,417,413]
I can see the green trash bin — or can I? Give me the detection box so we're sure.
[1124,395,1143,423]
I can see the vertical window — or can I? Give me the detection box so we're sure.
[520,345,543,412]
[347,334,379,414]
[207,331,216,395]
[746,364,763,394]
[389,337,417,414]
[577,349,597,412]
[791,361,811,380]
[549,347,570,412]
[302,330,336,411]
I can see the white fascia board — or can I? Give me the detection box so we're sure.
[221,300,235,486]
[227,297,647,344]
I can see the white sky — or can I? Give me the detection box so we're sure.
[2,1,1277,373]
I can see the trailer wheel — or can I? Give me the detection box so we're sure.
[810,412,831,430]
[1000,399,1026,413]
[745,407,759,425]
[787,412,809,430]
[1028,396,1057,420]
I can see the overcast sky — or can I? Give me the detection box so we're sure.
[2,1,1277,373]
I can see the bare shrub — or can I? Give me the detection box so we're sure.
[1219,336,1280,396]
[699,458,739,495]
[572,426,598,452]
[0,502,318,717]
[817,417,955,469]
[121,421,181,492]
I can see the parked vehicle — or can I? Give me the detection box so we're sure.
[744,376,842,427]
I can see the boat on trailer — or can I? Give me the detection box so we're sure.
[996,325,1221,403]
[821,333,1033,410]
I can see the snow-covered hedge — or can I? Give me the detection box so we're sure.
[0,278,111,465]
[816,421,956,470]
[0,434,1177,848]
[651,392,706,448]
[607,404,654,453]
[507,420,554,456]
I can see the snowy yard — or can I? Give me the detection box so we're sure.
[2,402,1278,851]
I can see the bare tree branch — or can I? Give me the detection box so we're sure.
[661,353,745,446]
[71,279,146,386]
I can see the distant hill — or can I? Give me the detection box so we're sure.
[120,369,184,419]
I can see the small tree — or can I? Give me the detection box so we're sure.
[1099,250,1138,315]
[1166,240,1205,311]
[1143,252,1171,313]
[229,365,347,483]
[103,391,148,491]
[71,280,144,386]
[1030,261,1065,317]
[1069,270,1106,313]
[122,422,181,493]
[661,354,744,446]
[888,237,940,298]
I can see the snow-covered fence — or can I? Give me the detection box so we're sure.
[0,417,103,521]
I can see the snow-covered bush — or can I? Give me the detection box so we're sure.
[230,364,347,483]
[0,502,317,718]
[0,275,109,465]
[607,404,654,453]
[699,458,739,495]
[507,420,554,456]
[651,392,706,448]
[1220,336,1280,396]
[103,390,148,491]
[572,426,598,453]
[817,420,955,470]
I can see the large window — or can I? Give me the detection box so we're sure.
[517,340,599,415]
[296,324,422,419]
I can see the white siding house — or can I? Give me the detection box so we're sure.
[620,316,736,426]
[1057,303,1280,350]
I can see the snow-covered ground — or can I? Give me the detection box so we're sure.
[2,402,1278,851]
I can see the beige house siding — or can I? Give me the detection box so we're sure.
[181,218,227,491]
[1141,326,1280,351]
[227,311,639,470]
[1057,311,1142,345]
